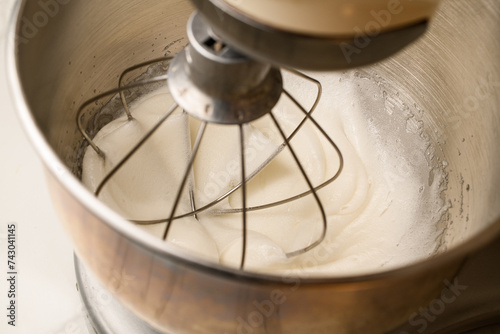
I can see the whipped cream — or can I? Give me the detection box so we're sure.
[82,71,445,276]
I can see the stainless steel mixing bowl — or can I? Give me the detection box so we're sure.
[7,0,500,333]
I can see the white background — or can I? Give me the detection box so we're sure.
[0,1,85,333]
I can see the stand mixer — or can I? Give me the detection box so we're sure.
[77,0,438,270]
[8,0,500,333]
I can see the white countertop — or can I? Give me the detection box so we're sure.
[0,1,85,333]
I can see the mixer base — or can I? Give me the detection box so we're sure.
[74,255,169,334]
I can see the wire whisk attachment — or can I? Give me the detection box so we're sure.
[77,14,344,269]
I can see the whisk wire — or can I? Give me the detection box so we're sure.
[95,103,180,196]
[283,68,323,112]
[268,111,328,258]
[118,56,173,120]
[283,89,345,180]
[162,121,208,240]
[77,74,169,159]
[239,124,248,269]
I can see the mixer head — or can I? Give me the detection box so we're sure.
[189,0,438,70]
